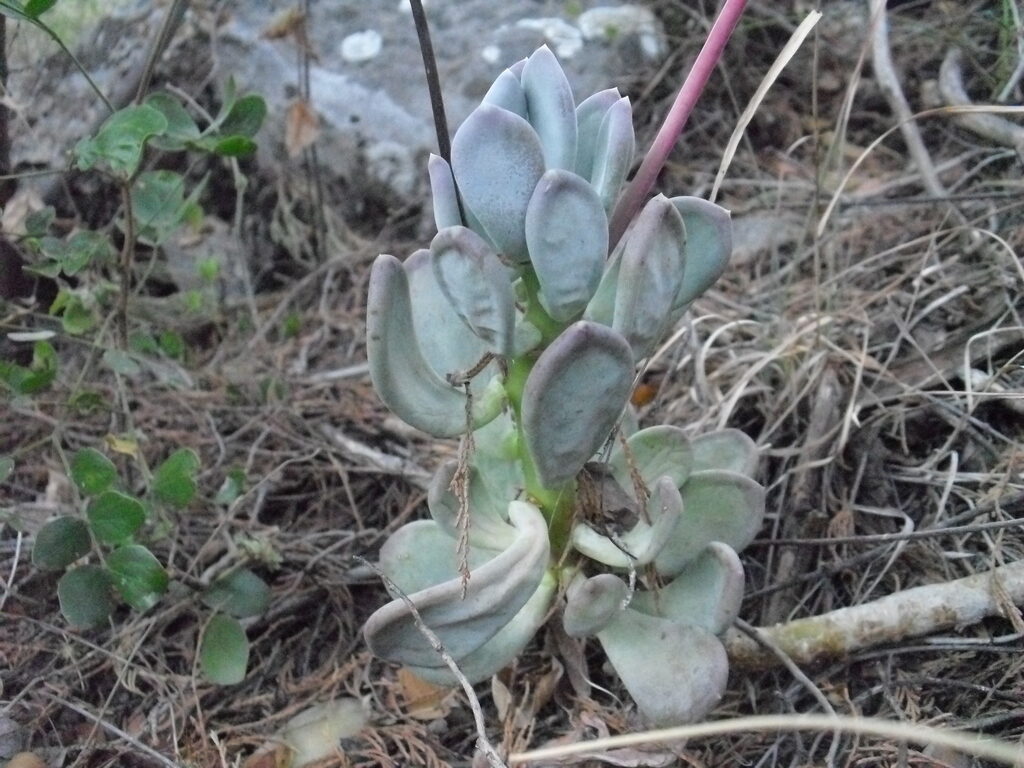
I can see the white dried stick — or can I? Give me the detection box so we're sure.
[725,560,1024,668]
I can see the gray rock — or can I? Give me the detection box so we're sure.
[10,1,665,233]
[216,1,666,222]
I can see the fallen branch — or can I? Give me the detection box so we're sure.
[725,560,1024,669]
[938,48,1024,154]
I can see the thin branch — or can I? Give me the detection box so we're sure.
[725,559,1024,669]
[133,0,190,103]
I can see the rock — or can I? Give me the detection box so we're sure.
[9,2,666,233]
[215,1,666,228]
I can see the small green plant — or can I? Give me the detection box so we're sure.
[30,445,269,683]
[363,37,763,726]
[2,0,271,686]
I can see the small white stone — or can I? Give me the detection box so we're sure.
[396,0,427,13]
[516,17,584,59]
[578,5,665,60]
[480,45,502,65]
[341,30,383,63]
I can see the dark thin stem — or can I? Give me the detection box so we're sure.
[134,0,190,103]
[409,0,451,163]
[0,15,13,208]
[117,182,136,351]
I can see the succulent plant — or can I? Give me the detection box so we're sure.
[363,45,765,726]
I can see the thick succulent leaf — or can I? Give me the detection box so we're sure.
[451,104,545,262]
[482,69,527,118]
[405,250,492,390]
[607,425,693,500]
[571,476,682,568]
[428,460,520,550]
[575,88,621,179]
[379,519,499,596]
[691,429,759,477]
[410,571,556,685]
[589,97,634,212]
[431,226,516,356]
[582,238,623,326]
[654,470,765,577]
[670,197,733,308]
[598,609,728,725]
[364,501,550,668]
[632,542,744,635]
[428,155,462,231]
[612,195,687,359]
[525,169,608,321]
[563,573,627,637]
[367,254,504,437]
[521,45,577,171]
[513,320,543,356]
[509,58,527,78]
[522,322,634,488]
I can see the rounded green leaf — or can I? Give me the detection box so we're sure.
[200,614,249,685]
[521,322,634,488]
[201,569,271,618]
[73,104,168,178]
[590,97,635,212]
[612,195,687,359]
[451,103,546,262]
[107,545,169,612]
[654,470,765,577]
[70,448,117,496]
[575,88,621,179]
[365,501,550,673]
[86,490,145,545]
[33,517,91,571]
[669,197,733,309]
[430,226,516,356]
[563,573,626,637]
[58,565,115,628]
[521,45,577,171]
[525,169,608,322]
[428,154,462,230]
[152,448,200,509]
[367,254,504,437]
[218,94,267,138]
[598,608,728,725]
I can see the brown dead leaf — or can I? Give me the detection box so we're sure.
[242,742,291,768]
[7,752,47,768]
[262,7,305,40]
[285,100,320,158]
[397,667,453,720]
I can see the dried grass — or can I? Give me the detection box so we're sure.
[3,1,1024,766]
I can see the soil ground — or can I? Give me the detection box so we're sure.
[2,1,1024,767]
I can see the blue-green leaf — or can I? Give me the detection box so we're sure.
[451,104,545,263]
[670,197,733,308]
[521,45,577,171]
[430,226,515,356]
[521,322,634,488]
[525,169,607,322]
[201,569,271,618]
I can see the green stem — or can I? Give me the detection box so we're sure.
[505,272,576,556]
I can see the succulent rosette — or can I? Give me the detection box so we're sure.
[363,45,764,725]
